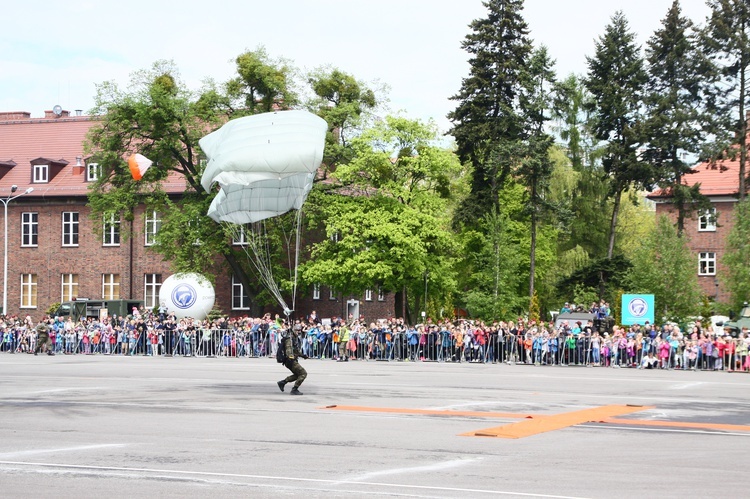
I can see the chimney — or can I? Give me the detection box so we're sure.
[75,109,82,116]
[72,156,85,176]
[0,111,31,121]
[44,109,71,118]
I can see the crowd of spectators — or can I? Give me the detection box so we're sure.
[1,304,748,373]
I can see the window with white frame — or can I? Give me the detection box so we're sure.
[365,289,373,301]
[102,273,121,300]
[145,211,161,246]
[232,276,250,310]
[62,212,79,246]
[144,273,161,309]
[86,162,100,182]
[61,273,79,302]
[21,212,38,247]
[699,252,716,276]
[33,164,48,183]
[699,208,717,231]
[20,274,37,308]
[329,287,336,300]
[377,287,385,301]
[312,283,320,300]
[232,226,248,246]
[103,213,121,246]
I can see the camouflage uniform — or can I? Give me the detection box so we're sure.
[34,322,52,355]
[278,331,307,394]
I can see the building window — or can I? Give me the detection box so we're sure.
[312,283,320,300]
[86,162,100,182]
[33,164,49,183]
[21,212,38,247]
[102,274,121,300]
[365,289,373,301]
[145,211,161,246]
[103,213,121,246]
[61,273,79,302]
[329,287,336,300]
[377,287,385,301]
[232,276,250,310]
[20,274,37,308]
[62,212,79,246]
[699,208,717,231]
[699,252,716,276]
[144,273,161,309]
[232,226,248,246]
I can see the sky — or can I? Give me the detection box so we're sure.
[1,0,712,137]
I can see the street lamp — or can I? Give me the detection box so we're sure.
[2,185,34,315]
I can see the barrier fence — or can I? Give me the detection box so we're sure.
[2,328,748,372]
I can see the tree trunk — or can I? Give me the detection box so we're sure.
[607,187,622,259]
[529,182,537,302]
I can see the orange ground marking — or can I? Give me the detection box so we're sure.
[320,405,535,419]
[603,417,750,433]
[460,405,654,439]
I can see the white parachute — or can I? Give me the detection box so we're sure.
[200,110,327,315]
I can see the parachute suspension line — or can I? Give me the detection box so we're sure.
[290,207,304,316]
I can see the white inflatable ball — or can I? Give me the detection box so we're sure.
[159,273,215,320]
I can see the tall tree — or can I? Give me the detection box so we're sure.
[307,67,378,176]
[585,11,650,259]
[644,0,711,235]
[703,0,750,199]
[302,117,463,322]
[516,46,557,300]
[447,0,533,226]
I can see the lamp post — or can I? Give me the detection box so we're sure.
[2,185,34,315]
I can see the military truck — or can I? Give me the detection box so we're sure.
[54,299,144,322]
[718,302,750,338]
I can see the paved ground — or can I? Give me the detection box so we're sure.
[0,354,748,498]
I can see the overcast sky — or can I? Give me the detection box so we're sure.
[1,0,711,135]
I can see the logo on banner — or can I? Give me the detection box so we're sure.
[172,284,197,309]
[628,297,648,319]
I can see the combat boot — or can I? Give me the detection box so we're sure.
[290,387,303,395]
[277,380,286,392]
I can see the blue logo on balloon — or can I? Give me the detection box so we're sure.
[172,284,197,309]
[628,297,648,318]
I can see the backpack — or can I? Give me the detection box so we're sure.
[276,337,288,363]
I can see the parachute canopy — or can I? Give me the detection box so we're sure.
[200,110,327,192]
[207,172,314,224]
[127,153,153,181]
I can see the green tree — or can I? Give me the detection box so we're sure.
[644,0,712,235]
[702,0,750,199]
[516,46,557,301]
[627,215,703,322]
[585,11,650,259]
[302,116,463,322]
[307,67,379,175]
[447,0,533,226]
[86,53,312,315]
[723,198,750,309]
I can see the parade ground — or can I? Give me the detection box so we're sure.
[0,354,748,498]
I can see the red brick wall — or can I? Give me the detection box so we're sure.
[654,199,737,302]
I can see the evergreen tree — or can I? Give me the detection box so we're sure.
[702,0,750,199]
[585,12,650,259]
[644,0,712,235]
[447,0,533,226]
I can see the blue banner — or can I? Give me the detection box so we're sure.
[621,294,655,325]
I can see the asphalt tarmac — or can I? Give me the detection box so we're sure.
[1,353,748,498]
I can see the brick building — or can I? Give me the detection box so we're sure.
[0,109,397,323]
[647,152,746,304]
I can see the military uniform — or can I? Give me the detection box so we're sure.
[277,331,307,395]
[34,322,53,355]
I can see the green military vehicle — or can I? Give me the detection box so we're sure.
[55,299,144,322]
[717,302,750,338]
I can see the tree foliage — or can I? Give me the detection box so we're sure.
[722,198,750,309]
